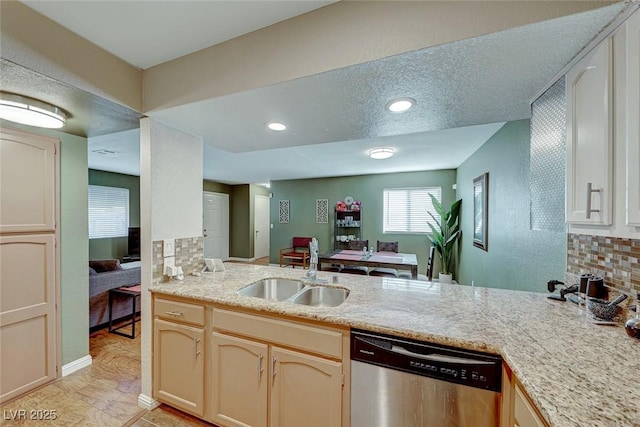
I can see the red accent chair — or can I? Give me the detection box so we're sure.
[279,237,313,269]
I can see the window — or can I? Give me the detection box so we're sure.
[88,185,129,239]
[383,187,441,234]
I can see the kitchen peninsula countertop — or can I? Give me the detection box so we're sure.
[150,264,639,427]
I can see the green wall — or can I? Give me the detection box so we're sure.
[270,170,456,272]
[203,180,232,194]
[3,122,89,366]
[88,169,140,260]
[203,181,269,259]
[456,120,566,291]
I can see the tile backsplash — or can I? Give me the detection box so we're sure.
[152,236,204,284]
[567,233,640,294]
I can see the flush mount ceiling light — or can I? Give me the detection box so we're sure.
[368,148,395,160]
[0,92,67,129]
[266,122,287,131]
[386,97,415,113]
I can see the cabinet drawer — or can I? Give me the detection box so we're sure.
[213,308,343,359]
[155,298,205,326]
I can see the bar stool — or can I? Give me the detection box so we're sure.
[108,284,141,339]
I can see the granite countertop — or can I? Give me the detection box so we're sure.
[150,264,639,427]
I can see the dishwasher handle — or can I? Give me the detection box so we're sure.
[354,334,495,366]
[390,345,494,365]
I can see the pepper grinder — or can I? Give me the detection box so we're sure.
[624,293,640,339]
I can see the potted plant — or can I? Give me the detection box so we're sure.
[426,194,462,283]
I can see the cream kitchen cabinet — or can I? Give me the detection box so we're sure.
[211,308,348,427]
[501,366,549,427]
[625,10,640,226]
[211,332,268,427]
[152,294,350,427]
[270,346,343,427]
[153,298,206,418]
[565,36,613,225]
[513,384,547,427]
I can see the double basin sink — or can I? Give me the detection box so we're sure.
[237,278,349,308]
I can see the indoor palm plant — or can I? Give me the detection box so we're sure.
[426,194,461,283]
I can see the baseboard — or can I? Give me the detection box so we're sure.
[61,354,92,377]
[137,393,160,410]
[226,257,256,262]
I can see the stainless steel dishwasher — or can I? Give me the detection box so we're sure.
[351,329,502,427]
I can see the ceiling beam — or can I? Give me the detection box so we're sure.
[142,0,618,113]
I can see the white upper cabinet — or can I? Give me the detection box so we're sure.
[566,37,613,225]
[626,11,640,226]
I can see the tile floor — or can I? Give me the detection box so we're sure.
[1,323,212,426]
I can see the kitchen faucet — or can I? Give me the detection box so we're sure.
[307,251,318,281]
[304,238,326,283]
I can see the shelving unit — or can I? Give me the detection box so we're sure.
[334,207,363,250]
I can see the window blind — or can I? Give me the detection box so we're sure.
[383,187,441,234]
[88,185,129,239]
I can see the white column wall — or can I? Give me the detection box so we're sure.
[139,117,203,405]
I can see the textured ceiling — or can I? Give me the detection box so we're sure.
[149,3,627,154]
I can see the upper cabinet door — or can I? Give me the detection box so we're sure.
[626,11,640,226]
[0,128,57,233]
[566,38,614,225]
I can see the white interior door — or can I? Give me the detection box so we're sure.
[203,192,229,260]
[254,195,270,259]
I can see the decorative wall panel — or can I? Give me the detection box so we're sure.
[530,77,567,232]
[279,200,290,224]
[316,199,328,223]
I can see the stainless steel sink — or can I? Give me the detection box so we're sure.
[291,286,350,308]
[237,278,349,307]
[237,278,305,301]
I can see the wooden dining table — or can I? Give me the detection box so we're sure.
[318,249,419,279]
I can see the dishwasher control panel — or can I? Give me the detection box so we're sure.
[351,329,502,392]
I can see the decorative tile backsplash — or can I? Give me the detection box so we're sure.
[567,233,640,294]
[152,236,204,284]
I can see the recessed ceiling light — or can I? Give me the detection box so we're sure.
[386,98,415,113]
[267,122,286,131]
[0,92,67,129]
[368,148,395,160]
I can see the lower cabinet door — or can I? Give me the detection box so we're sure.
[513,385,547,427]
[211,332,268,427]
[270,346,343,427]
[153,319,204,417]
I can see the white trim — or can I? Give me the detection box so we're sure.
[138,393,160,410]
[61,355,92,377]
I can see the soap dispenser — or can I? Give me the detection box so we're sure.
[624,293,640,339]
